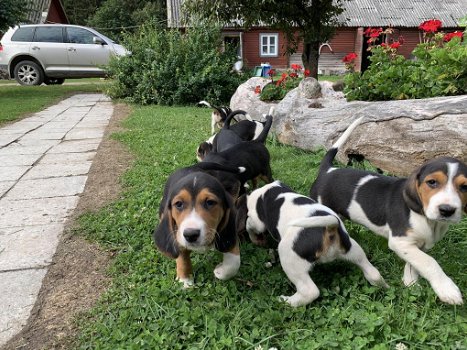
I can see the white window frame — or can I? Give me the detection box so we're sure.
[259,33,278,57]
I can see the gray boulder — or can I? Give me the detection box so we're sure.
[230,77,467,176]
[229,77,273,119]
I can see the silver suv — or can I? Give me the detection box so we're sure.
[0,24,127,85]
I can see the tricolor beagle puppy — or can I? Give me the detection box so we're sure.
[243,181,388,307]
[310,117,467,305]
[196,110,270,161]
[198,100,233,135]
[202,115,274,191]
[154,164,244,287]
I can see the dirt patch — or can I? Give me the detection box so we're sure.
[3,103,133,350]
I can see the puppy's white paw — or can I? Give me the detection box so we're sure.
[402,263,419,287]
[176,276,194,289]
[279,291,318,307]
[432,278,463,305]
[214,253,240,280]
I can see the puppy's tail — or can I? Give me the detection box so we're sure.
[223,110,247,129]
[288,215,339,228]
[318,116,364,173]
[198,100,212,108]
[197,161,245,174]
[255,107,274,143]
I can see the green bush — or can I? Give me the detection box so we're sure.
[105,24,246,105]
[344,34,467,101]
[259,72,302,101]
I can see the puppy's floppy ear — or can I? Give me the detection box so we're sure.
[215,195,237,252]
[403,167,423,214]
[153,206,179,259]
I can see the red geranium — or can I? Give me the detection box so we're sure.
[291,63,302,71]
[304,69,311,77]
[380,43,388,48]
[254,85,261,94]
[267,68,276,77]
[289,72,298,78]
[364,27,383,38]
[390,41,401,49]
[342,52,358,63]
[419,19,442,33]
[443,31,463,42]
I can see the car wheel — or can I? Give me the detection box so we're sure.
[44,77,65,85]
[13,60,44,86]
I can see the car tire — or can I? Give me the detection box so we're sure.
[13,60,44,86]
[44,77,65,85]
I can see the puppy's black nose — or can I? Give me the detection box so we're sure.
[183,228,201,243]
[439,205,456,218]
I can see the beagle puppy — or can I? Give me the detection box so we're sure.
[310,117,467,305]
[198,100,233,134]
[242,181,387,307]
[196,110,269,161]
[202,115,274,191]
[154,171,241,287]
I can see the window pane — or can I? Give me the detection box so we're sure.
[11,27,35,42]
[262,36,268,45]
[67,27,95,44]
[34,27,63,43]
[269,36,275,45]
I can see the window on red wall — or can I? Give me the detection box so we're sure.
[260,33,278,57]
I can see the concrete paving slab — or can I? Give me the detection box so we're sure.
[0,166,31,181]
[0,224,63,270]
[5,176,88,200]
[0,196,79,227]
[0,134,22,147]
[0,181,15,197]
[47,139,101,154]
[0,269,48,346]
[65,127,105,140]
[0,154,42,166]
[0,143,54,155]
[39,152,95,164]
[22,162,92,180]
[19,130,68,141]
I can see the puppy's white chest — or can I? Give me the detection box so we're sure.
[408,211,449,250]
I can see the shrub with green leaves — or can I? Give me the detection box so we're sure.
[105,24,246,105]
[344,32,467,101]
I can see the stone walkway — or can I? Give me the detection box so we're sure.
[0,94,113,346]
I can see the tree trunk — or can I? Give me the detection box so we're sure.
[301,41,320,79]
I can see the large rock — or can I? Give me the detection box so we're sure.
[230,77,467,176]
[229,77,273,119]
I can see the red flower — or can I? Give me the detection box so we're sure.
[304,69,311,77]
[342,52,358,63]
[364,27,383,38]
[289,72,298,78]
[443,31,463,42]
[291,63,302,71]
[254,85,261,94]
[390,41,401,49]
[267,68,276,77]
[380,43,388,48]
[418,19,442,33]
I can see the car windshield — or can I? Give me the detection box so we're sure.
[99,32,117,44]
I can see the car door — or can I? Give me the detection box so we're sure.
[30,26,69,74]
[65,27,113,74]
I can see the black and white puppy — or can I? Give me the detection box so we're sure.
[198,100,233,135]
[202,115,274,190]
[243,181,388,307]
[196,110,270,161]
[154,163,245,287]
[310,117,467,305]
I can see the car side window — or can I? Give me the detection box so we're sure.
[11,27,35,42]
[67,27,98,44]
[33,27,64,43]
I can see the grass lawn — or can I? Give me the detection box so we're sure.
[0,81,106,125]
[75,105,466,349]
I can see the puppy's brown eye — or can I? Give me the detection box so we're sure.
[204,199,217,209]
[460,184,467,192]
[174,201,184,210]
[426,179,438,188]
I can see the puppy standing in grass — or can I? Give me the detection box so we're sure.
[242,181,388,307]
[154,163,244,287]
[310,117,467,304]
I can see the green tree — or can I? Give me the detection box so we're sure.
[87,0,166,40]
[0,0,28,31]
[61,0,104,25]
[183,0,346,78]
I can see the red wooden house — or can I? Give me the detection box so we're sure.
[167,0,466,74]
